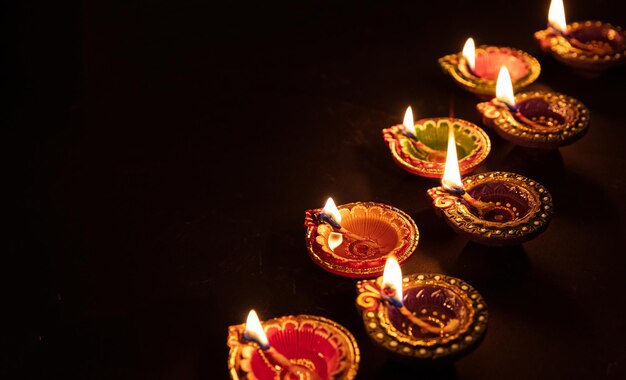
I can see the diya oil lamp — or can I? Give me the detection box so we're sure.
[477,65,590,149]
[427,127,553,246]
[382,106,491,178]
[304,197,419,278]
[439,37,541,98]
[355,256,488,359]
[535,0,626,75]
[227,310,360,380]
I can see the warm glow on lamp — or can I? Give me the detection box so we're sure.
[322,197,342,224]
[382,256,403,307]
[548,0,567,33]
[462,37,476,72]
[441,127,463,193]
[328,232,343,252]
[403,106,416,136]
[495,66,516,107]
[244,310,269,349]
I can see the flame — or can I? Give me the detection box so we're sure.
[244,309,269,348]
[462,37,476,72]
[328,232,343,252]
[403,106,416,136]
[495,66,516,107]
[322,197,342,223]
[441,126,463,192]
[382,256,403,306]
[548,0,567,33]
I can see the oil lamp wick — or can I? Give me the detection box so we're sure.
[442,182,495,216]
[319,211,380,245]
[401,128,443,157]
[382,285,459,337]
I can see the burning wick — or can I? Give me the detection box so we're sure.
[319,197,380,245]
[493,66,551,131]
[547,0,611,55]
[243,310,320,380]
[381,257,460,337]
[462,37,476,75]
[401,106,445,160]
[441,127,495,216]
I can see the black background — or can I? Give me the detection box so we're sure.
[6,0,626,379]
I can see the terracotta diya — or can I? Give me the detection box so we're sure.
[427,128,553,246]
[382,107,490,178]
[477,66,590,149]
[439,37,541,98]
[304,198,418,278]
[535,0,626,75]
[355,257,487,359]
[228,311,360,380]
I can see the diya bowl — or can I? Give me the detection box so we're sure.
[355,273,487,360]
[477,91,590,149]
[428,172,553,246]
[439,45,541,98]
[304,202,419,278]
[227,314,360,380]
[535,21,626,74]
[382,118,490,178]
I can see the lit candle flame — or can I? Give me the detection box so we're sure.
[382,256,403,307]
[462,37,476,72]
[441,126,463,193]
[328,232,343,252]
[322,197,342,224]
[403,106,416,136]
[244,309,269,349]
[548,0,567,33]
[495,66,516,107]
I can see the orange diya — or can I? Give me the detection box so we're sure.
[304,198,418,278]
[535,0,626,75]
[439,37,541,98]
[427,128,553,246]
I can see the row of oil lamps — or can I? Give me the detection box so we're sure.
[227,1,626,378]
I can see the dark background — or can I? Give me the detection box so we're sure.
[6,0,626,378]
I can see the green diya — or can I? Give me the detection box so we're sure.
[382,109,490,178]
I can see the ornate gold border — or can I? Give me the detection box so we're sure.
[355,273,488,359]
[227,314,360,380]
[535,21,626,71]
[428,172,553,245]
[477,91,590,149]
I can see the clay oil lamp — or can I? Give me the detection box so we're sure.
[535,0,626,75]
[477,66,590,149]
[382,106,491,178]
[355,256,487,359]
[427,128,553,246]
[227,310,360,380]
[304,197,419,278]
[439,37,541,98]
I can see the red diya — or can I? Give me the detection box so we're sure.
[427,128,553,246]
[304,198,418,278]
[477,66,590,149]
[535,0,626,75]
[439,37,541,98]
[355,257,487,359]
[382,107,490,178]
[228,310,360,380]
